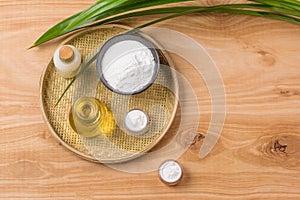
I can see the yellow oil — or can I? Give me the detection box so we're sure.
[69,97,115,137]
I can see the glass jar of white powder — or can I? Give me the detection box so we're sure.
[96,33,160,95]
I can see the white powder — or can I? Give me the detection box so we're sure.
[124,109,149,134]
[101,40,155,94]
[159,161,182,184]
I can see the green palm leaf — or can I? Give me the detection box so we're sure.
[32,0,300,48]
[32,0,300,105]
[31,0,191,48]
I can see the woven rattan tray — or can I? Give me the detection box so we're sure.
[40,24,178,163]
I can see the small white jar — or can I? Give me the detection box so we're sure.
[158,160,183,186]
[53,45,82,78]
[124,109,149,136]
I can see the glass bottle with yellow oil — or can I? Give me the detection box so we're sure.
[69,97,115,137]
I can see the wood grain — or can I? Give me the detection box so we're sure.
[1,0,300,199]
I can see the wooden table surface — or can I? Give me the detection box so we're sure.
[1,0,300,199]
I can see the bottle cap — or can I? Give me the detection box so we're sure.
[124,109,149,135]
[59,45,74,62]
[158,160,183,186]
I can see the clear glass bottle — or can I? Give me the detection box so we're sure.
[69,97,115,137]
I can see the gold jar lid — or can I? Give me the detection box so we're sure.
[158,160,183,186]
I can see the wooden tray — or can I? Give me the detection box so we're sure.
[39,24,179,163]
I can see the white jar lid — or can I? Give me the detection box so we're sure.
[158,160,183,185]
[124,109,149,134]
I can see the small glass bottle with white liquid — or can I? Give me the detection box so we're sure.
[53,45,82,78]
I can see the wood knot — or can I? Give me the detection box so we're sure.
[274,87,300,97]
[236,134,300,169]
[257,50,276,66]
[273,140,287,153]
[280,90,291,96]
[191,133,205,146]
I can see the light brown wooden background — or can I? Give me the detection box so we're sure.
[1,0,300,199]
